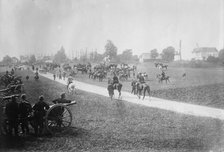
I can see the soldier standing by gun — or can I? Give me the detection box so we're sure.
[33,95,49,136]
[18,94,32,135]
[5,95,19,136]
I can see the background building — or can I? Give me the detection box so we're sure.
[192,47,218,60]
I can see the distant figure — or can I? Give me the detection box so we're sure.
[59,71,62,80]
[26,75,29,80]
[67,77,73,89]
[52,93,71,104]
[182,73,186,79]
[161,71,166,79]
[53,73,56,80]
[5,96,19,136]
[18,94,32,134]
[11,68,14,75]
[33,95,49,136]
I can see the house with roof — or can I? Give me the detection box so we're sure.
[192,47,218,60]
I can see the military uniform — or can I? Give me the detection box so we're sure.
[19,100,32,134]
[139,75,145,84]
[112,75,119,89]
[33,99,49,136]
[5,97,19,136]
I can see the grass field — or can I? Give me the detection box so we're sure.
[72,62,224,109]
[1,69,224,151]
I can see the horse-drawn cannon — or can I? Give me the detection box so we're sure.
[0,95,76,135]
[45,100,76,134]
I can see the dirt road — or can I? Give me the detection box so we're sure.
[39,72,224,121]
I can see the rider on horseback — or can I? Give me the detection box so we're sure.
[161,70,166,79]
[138,73,145,90]
[112,73,119,89]
[67,77,73,89]
[34,71,39,80]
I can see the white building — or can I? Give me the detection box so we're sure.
[192,47,218,60]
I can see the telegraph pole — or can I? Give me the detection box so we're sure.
[179,40,182,61]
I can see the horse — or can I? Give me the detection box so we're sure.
[161,65,168,70]
[119,73,128,81]
[107,82,122,100]
[67,82,76,94]
[157,74,170,83]
[136,82,150,100]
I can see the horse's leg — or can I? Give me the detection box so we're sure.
[142,88,146,100]
[147,87,151,101]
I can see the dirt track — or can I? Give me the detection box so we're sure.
[39,72,224,120]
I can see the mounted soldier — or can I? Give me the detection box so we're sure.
[112,73,119,89]
[35,71,39,80]
[138,73,145,90]
[161,70,166,79]
[67,76,73,89]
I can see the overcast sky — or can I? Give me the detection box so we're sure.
[0,0,224,60]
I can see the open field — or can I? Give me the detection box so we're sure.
[1,69,224,151]
[72,63,224,109]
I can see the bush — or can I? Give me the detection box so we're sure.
[206,56,219,63]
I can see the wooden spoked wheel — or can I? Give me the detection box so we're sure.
[45,104,72,134]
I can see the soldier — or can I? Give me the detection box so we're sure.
[33,95,49,136]
[18,94,32,135]
[138,73,145,90]
[52,93,72,127]
[138,73,145,83]
[112,73,119,89]
[5,96,19,136]
[161,70,166,79]
[62,71,66,80]
[53,73,56,80]
[52,93,71,104]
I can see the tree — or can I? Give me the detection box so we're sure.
[207,56,219,63]
[53,46,68,64]
[94,52,104,62]
[132,55,139,62]
[2,55,12,64]
[150,49,159,59]
[161,46,175,62]
[29,55,36,64]
[104,40,117,60]
[120,49,133,62]
[218,48,224,62]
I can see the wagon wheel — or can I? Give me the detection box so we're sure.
[45,104,72,134]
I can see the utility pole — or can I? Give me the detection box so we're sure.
[179,40,182,61]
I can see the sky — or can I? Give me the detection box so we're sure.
[0,0,224,60]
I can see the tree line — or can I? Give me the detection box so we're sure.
[1,40,224,65]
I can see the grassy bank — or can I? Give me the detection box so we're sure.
[1,69,224,151]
